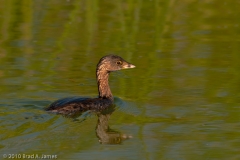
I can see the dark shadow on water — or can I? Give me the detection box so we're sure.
[114,96,141,116]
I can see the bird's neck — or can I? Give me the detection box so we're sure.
[96,69,113,100]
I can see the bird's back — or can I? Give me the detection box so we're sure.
[46,97,113,115]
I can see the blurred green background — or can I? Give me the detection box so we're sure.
[0,0,240,159]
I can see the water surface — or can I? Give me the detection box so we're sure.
[0,0,240,159]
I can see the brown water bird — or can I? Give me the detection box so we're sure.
[46,55,135,115]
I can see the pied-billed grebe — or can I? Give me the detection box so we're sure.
[46,55,135,115]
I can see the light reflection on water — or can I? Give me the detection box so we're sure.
[1,0,240,159]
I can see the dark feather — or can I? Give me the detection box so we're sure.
[46,97,113,115]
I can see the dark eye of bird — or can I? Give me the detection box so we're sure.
[116,61,122,65]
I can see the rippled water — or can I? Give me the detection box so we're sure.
[1,0,240,159]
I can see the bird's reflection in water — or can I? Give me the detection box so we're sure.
[61,104,132,144]
[95,105,132,144]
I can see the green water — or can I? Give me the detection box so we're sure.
[0,0,240,159]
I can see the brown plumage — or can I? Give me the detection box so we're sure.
[46,55,135,115]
